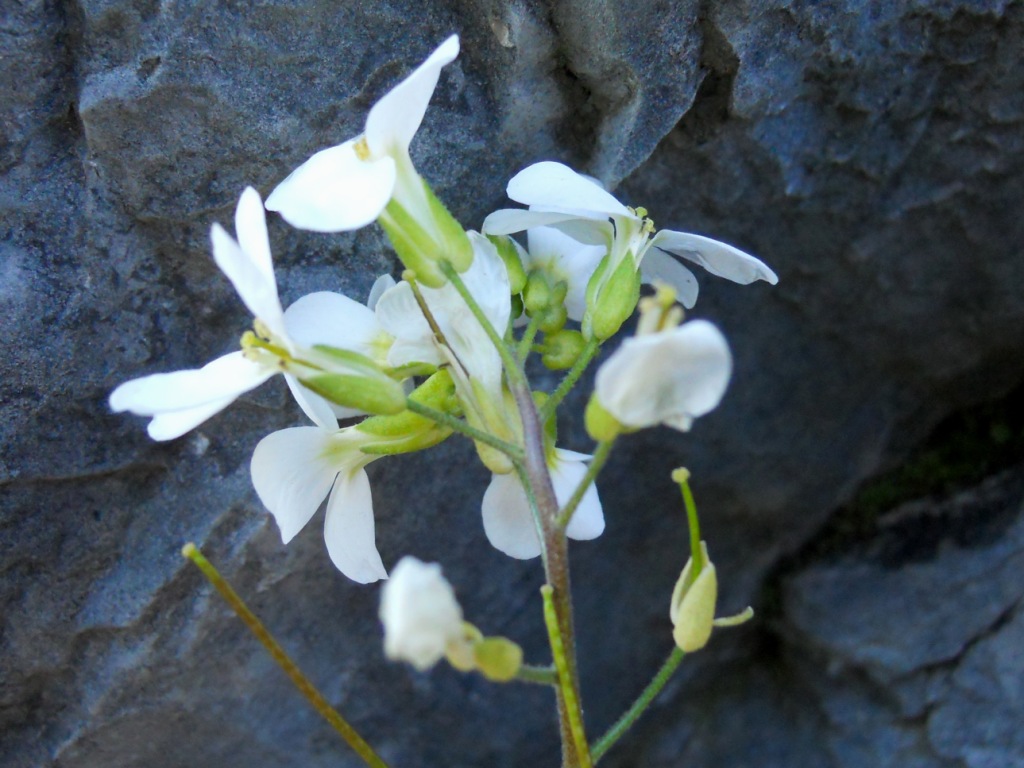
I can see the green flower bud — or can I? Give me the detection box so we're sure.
[538,304,568,335]
[585,394,624,442]
[541,329,586,370]
[524,270,552,314]
[588,255,641,341]
[358,370,456,454]
[299,345,407,415]
[488,234,528,294]
[473,637,523,682]
[446,622,483,672]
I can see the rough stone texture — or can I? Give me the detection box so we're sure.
[3,1,1023,767]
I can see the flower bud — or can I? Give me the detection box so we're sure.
[380,557,464,671]
[669,542,717,652]
[487,234,528,294]
[299,345,407,415]
[586,253,642,341]
[541,329,586,370]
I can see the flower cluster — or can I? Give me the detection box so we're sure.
[114,35,775,692]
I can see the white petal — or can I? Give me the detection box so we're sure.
[284,373,340,430]
[374,282,442,367]
[251,427,341,544]
[649,230,778,285]
[551,453,604,542]
[482,208,597,236]
[365,35,460,157]
[145,395,237,441]
[367,274,397,310]
[324,468,387,583]
[109,351,272,415]
[594,320,732,430]
[285,291,383,357]
[266,140,396,232]
[211,223,286,339]
[641,248,700,309]
[234,187,274,287]
[507,162,632,217]
[481,473,542,559]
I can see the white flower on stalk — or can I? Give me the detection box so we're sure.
[482,161,778,310]
[481,449,605,559]
[110,188,295,441]
[251,423,388,583]
[594,319,732,432]
[266,36,459,234]
[380,556,465,670]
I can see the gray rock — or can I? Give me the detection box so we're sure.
[3,0,1024,766]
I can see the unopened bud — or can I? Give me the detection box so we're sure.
[588,255,641,341]
[524,271,552,314]
[473,637,523,682]
[585,394,624,442]
[488,235,528,294]
[542,329,586,370]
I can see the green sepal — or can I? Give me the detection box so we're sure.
[422,177,473,272]
[524,270,552,314]
[541,328,585,370]
[356,370,457,454]
[473,637,523,682]
[380,200,447,288]
[487,234,528,294]
[386,362,438,380]
[585,394,624,442]
[590,254,641,341]
[301,374,407,415]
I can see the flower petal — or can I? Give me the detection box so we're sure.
[285,291,383,358]
[284,373,340,430]
[507,162,632,218]
[594,320,732,430]
[482,208,601,237]
[551,449,605,542]
[211,223,286,339]
[641,248,700,309]
[481,473,542,559]
[365,35,460,158]
[649,230,778,285]
[251,427,341,544]
[367,274,397,310]
[324,468,387,583]
[234,187,274,287]
[375,281,442,368]
[109,351,272,415]
[145,395,237,441]
[266,140,396,232]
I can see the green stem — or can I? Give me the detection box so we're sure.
[540,338,600,422]
[678,473,703,567]
[181,544,389,768]
[516,663,559,686]
[516,313,543,362]
[556,440,615,530]
[543,585,593,768]
[405,398,524,461]
[591,648,685,763]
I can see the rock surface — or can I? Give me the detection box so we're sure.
[2,1,1023,767]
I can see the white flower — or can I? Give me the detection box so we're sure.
[110,189,401,441]
[380,556,464,670]
[481,449,605,559]
[482,161,778,309]
[251,424,387,583]
[594,319,732,431]
[265,36,460,234]
[110,187,290,440]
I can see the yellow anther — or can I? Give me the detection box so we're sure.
[354,135,372,161]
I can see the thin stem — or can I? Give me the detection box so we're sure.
[543,585,593,768]
[516,663,559,686]
[439,262,525,387]
[181,544,389,768]
[516,313,542,362]
[556,440,615,530]
[405,398,524,461]
[540,337,600,422]
[591,648,685,763]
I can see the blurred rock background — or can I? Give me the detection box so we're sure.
[3,1,1022,766]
